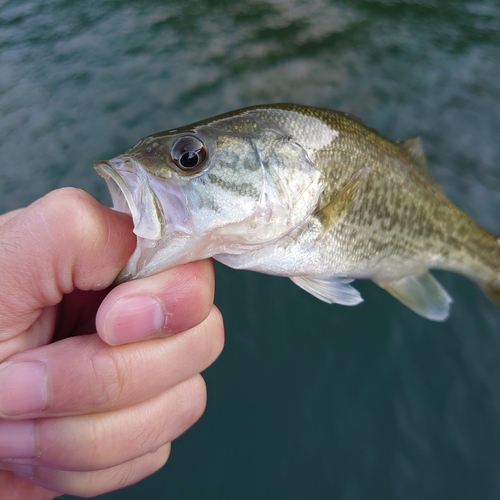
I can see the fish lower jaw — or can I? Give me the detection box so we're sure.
[116,230,198,282]
[116,238,152,282]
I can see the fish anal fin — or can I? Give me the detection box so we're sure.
[375,272,452,321]
[290,275,363,306]
[315,167,370,236]
[398,137,428,171]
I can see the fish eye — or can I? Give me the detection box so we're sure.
[171,136,208,173]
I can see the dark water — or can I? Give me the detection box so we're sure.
[1,0,500,498]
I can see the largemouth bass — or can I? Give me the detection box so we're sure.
[95,104,500,321]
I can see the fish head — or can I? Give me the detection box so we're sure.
[95,112,324,280]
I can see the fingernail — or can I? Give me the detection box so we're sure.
[104,295,166,345]
[0,420,35,459]
[0,362,47,416]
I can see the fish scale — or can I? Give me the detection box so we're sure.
[95,104,500,321]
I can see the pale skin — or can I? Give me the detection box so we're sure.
[0,188,224,498]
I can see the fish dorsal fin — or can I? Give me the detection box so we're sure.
[290,275,363,306]
[375,272,452,321]
[315,167,370,235]
[397,137,428,171]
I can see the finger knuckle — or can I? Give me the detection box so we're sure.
[88,346,127,407]
[42,188,116,285]
[42,188,99,237]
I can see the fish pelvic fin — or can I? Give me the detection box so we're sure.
[375,272,453,321]
[290,275,363,306]
[315,167,370,237]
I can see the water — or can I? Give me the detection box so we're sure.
[1,0,499,498]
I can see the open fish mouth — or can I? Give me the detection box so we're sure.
[95,157,191,281]
[95,160,134,217]
[94,157,165,241]
[94,157,167,280]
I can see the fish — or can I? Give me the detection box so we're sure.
[94,103,500,321]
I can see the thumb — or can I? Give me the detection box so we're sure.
[0,188,135,336]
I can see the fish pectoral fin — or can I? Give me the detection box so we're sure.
[315,167,370,236]
[375,272,453,321]
[397,137,429,171]
[290,275,363,306]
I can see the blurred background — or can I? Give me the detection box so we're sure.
[1,0,500,498]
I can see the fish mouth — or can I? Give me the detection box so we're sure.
[94,160,136,217]
[95,158,166,281]
[95,157,191,281]
[95,158,164,241]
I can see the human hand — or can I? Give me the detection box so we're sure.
[0,188,224,498]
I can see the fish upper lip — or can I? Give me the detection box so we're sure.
[94,160,135,217]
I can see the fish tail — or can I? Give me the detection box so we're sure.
[479,236,500,304]
[482,282,500,304]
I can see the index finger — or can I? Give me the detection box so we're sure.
[0,188,136,336]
